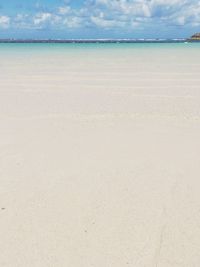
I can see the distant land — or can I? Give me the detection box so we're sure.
[0,35,199,43]
[187,33,200,41]
[0,38,188,43]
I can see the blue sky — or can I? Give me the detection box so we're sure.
[0,0,199,39]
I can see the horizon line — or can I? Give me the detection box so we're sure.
[0,38,190,44]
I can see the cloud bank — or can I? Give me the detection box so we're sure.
[0,0,200,37]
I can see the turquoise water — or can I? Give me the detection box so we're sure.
[0,42,199,69]
[0,42,200,54]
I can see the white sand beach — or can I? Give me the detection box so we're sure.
[0,44,200,266]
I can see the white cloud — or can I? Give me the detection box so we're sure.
[0,15,10,28]
[64,16,83,28]
[58,6,71,15]
[91,16,125,28]
[33,13,52,25]
[32,12,63,28]
[90,0,200,28]
[1,0,200,33]
[176,16,185,25]
[168,1,200,26]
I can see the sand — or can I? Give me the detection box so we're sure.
[0,44,200,266]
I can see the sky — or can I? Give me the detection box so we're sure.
[0,0,200,39]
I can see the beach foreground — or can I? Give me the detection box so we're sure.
[0,44,200,266]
